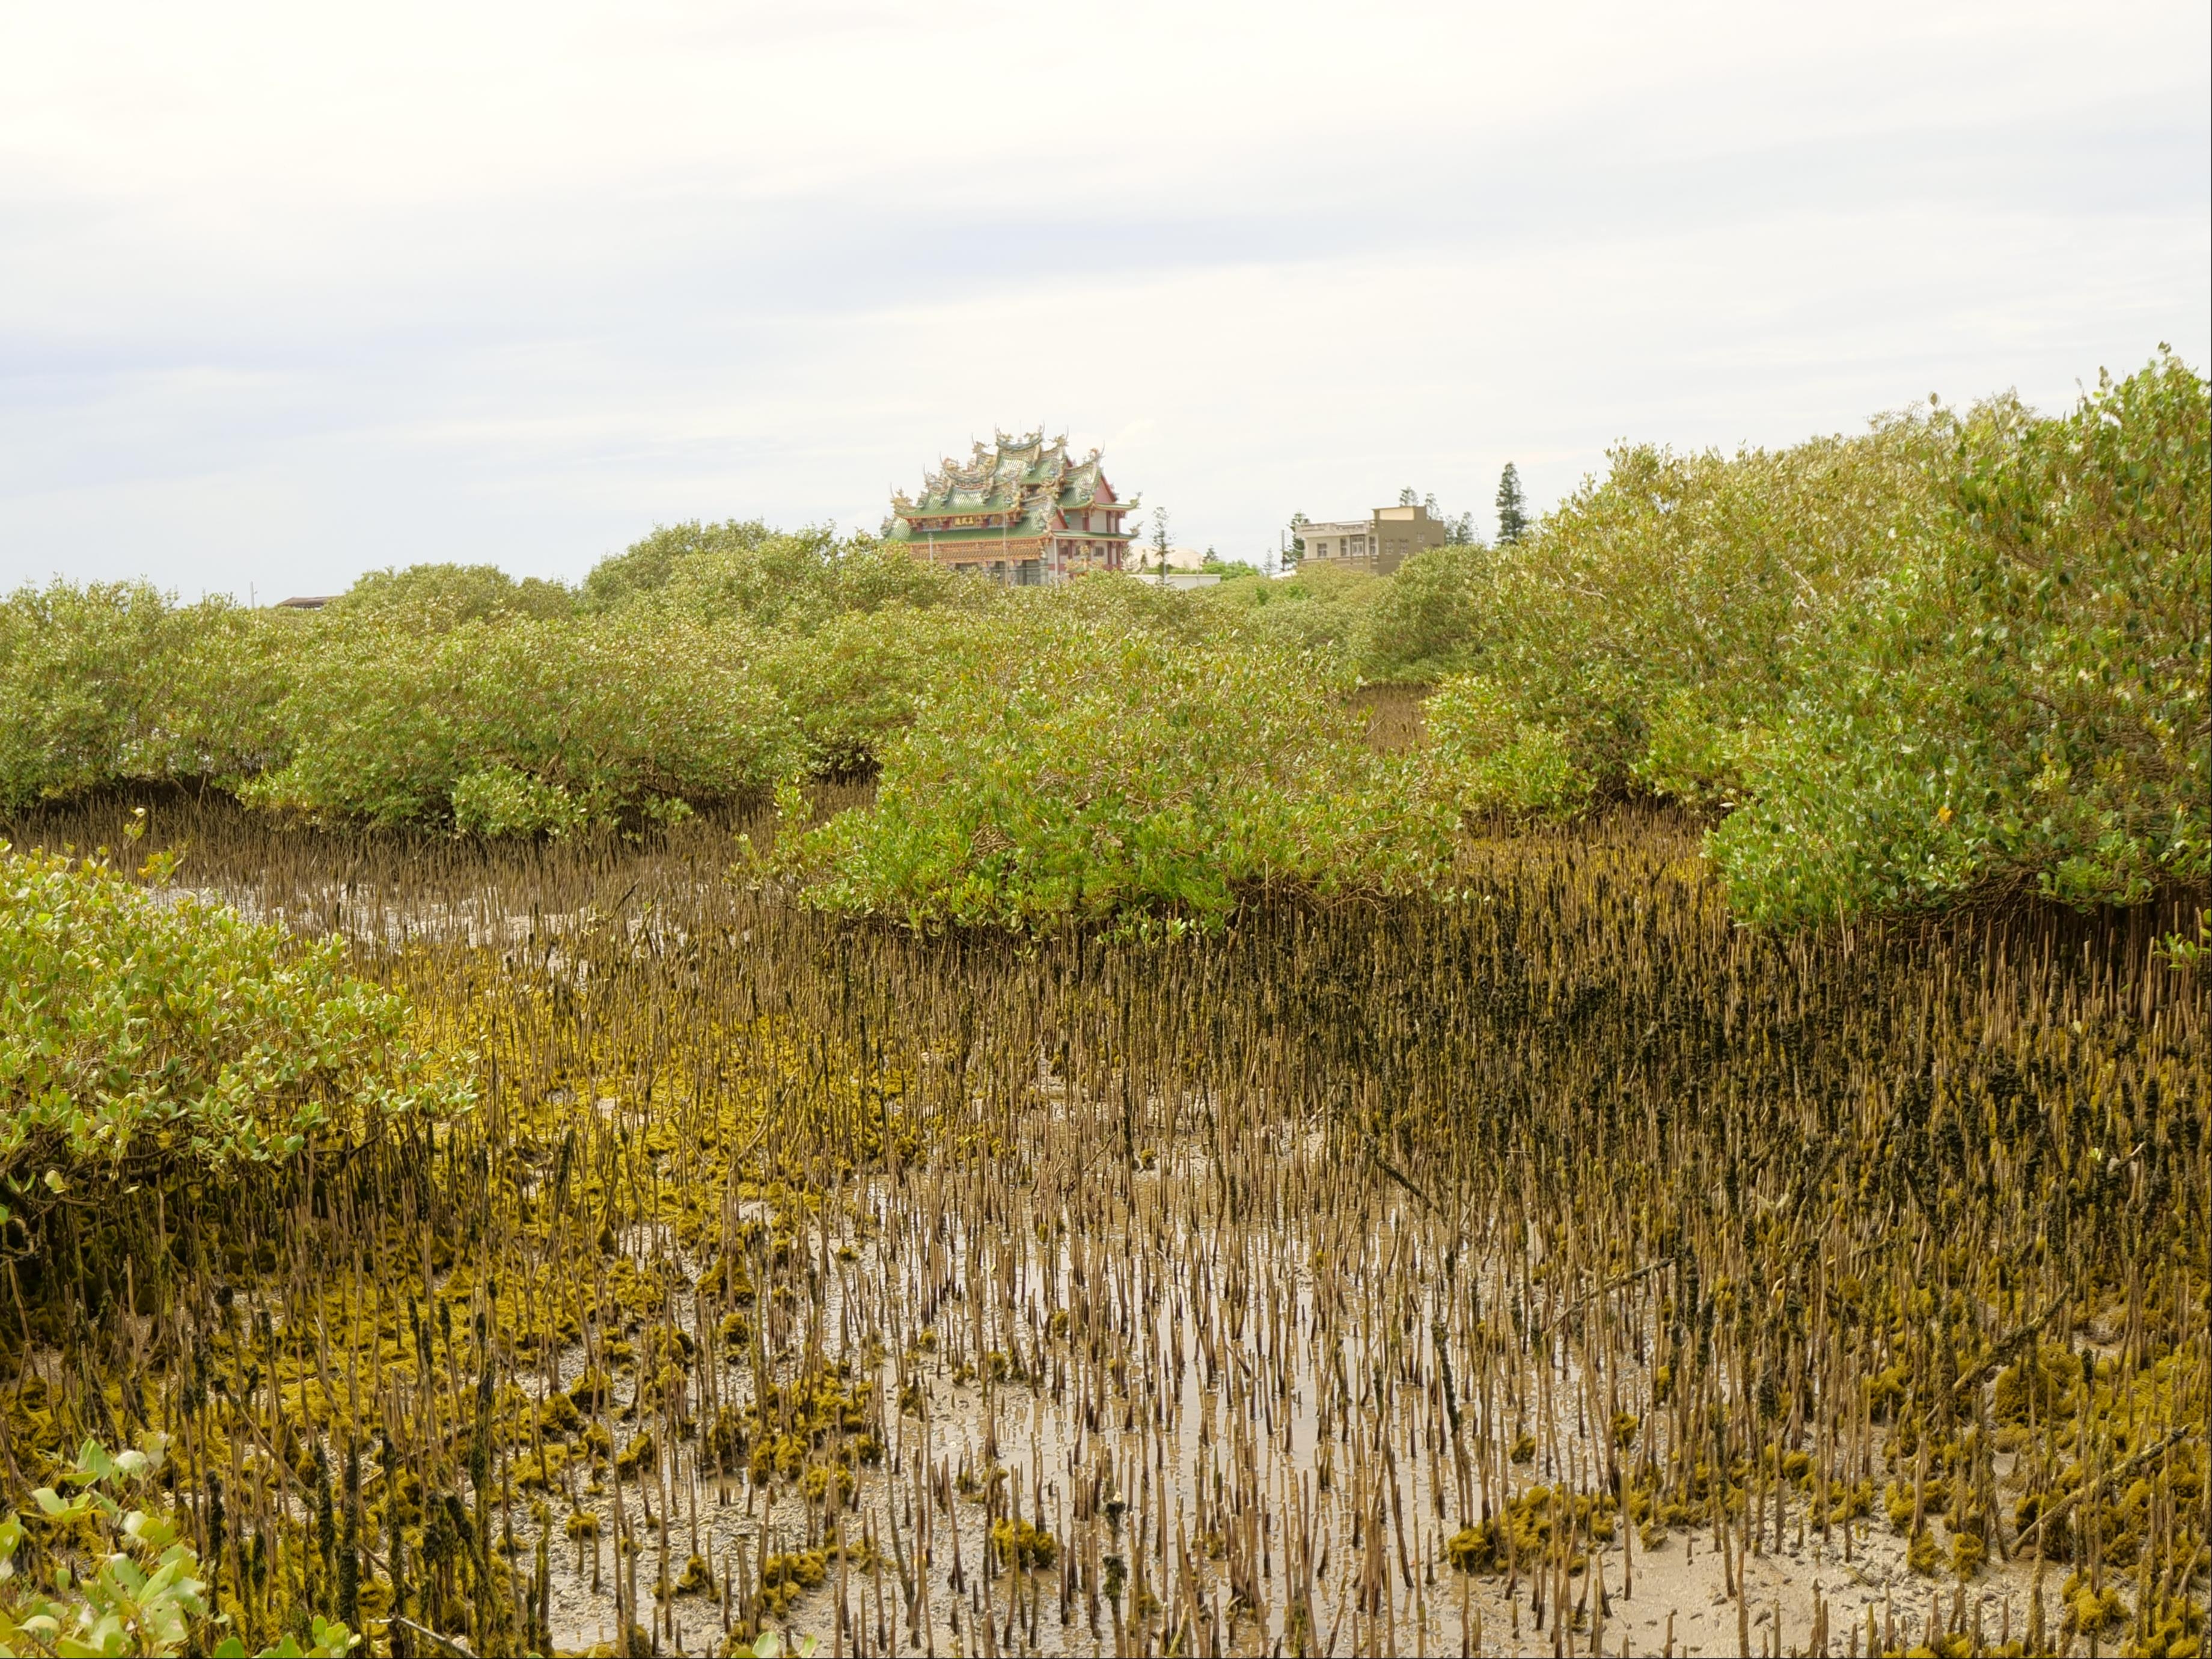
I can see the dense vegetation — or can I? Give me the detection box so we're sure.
[773,624,1450,930]
[0,353,2202,935]
[0,831,468,1263]
[0,352,2202,1656]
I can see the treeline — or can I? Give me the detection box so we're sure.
[1,353,2202,927]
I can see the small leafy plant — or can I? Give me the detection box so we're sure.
[0,836,472,1236]
[0,1434,358,1658]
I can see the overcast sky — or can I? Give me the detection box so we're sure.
[3,2,2206,599]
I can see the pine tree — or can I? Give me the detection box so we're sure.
[1150,510,1172,584]
[1495,463,1528,545]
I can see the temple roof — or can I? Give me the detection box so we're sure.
[888,429,1136,537]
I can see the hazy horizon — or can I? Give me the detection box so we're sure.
[4,1,2207,602]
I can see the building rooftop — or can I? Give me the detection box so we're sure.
[887,429,1135,545]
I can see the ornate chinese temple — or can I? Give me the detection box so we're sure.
[887,430,1136,585]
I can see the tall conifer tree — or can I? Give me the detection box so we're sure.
[1495,463,1528,544]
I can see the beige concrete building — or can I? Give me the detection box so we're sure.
[1298,504,1446,575]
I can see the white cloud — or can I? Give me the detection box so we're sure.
[2,1,2205,596]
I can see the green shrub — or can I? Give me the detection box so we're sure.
[246,613,796,831]
[1213,564,1387,658]
[0,582,179,809]
[0,1434,358,1658]
[1711,354,2210,921]
[328,561,575,631]
[1036,570,1213,640]
[448,762,590,838]
[763,610,976,777]
[582,518,788,610]
[0,585,303,808]
[1356,543,1496,683]
[146,604,307,789]
[586,521,966,629]
[777,623,1452,930]
[1631,686,1768,813]
[1390,352,2207,928]
[0,588,311,814]
[1432,420,1939,799]
[0,837,471,1221]
[1424,675,1593,818]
